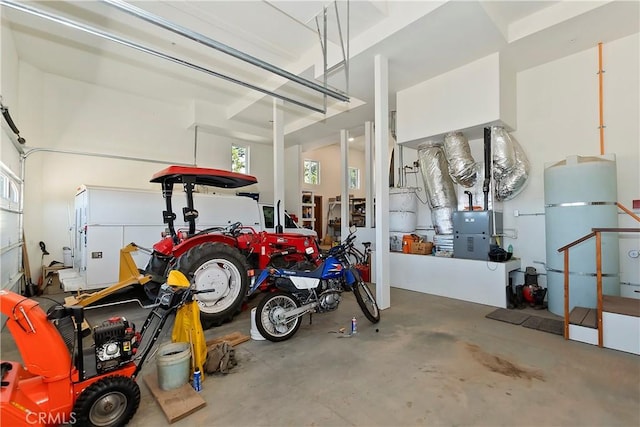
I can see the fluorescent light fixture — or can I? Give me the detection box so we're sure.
[348,137,354,142]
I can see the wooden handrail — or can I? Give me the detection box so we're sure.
[617,202,640,222]
[595,231,603,347]
[558,225,640,346]
[558,202,639,346]
[592,227,640,233]
[557,231,596,253]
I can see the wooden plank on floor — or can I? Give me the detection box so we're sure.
[603,295,640,317]
[143,372,206,424]
[569,307,589,325]
[206,331,250,348]
[581,309,597,329]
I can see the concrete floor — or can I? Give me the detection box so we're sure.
[2,285,639,426]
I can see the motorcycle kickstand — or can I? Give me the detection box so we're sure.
[309,313,313,325]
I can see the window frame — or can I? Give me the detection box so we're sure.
[348,167,360,190]
[231,144,249,174]
[303,159,320,185]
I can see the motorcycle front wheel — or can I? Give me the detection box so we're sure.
[353,280,381,323]
[255,291,302,342]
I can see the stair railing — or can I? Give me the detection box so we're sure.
[557,203,639,347]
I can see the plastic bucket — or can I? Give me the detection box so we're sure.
[63,247,72,267]
[157,342,191,391]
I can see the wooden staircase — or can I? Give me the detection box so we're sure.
[568,296,640,354]
[559,203,640,355]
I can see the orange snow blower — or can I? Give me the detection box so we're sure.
[0,270,200,426]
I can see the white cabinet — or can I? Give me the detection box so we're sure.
[69,186,166,291]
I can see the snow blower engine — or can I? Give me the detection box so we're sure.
[93,317,141,374]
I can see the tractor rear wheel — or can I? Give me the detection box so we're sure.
[176,242,248,328]
[73,376,140,427]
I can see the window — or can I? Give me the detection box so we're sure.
[231,145,248,174]
[0,170,19,209]
[262,205,274,228]
[304,160,320,185]
[262,205,298,229]
[349,167,360,189]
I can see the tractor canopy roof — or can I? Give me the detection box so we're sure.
[151,166,257,188]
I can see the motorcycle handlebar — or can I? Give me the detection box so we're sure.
[328,234,356,256]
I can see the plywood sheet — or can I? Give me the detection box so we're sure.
[143,372,206,424]
[603,295,640,317]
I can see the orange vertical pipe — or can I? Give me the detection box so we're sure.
[563,250,570,340]
[595,231,603,347]
[598,42,605,155]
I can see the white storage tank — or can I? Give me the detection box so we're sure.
[544,154,620,316]
[389,187,418,250]
[390,187,418,212]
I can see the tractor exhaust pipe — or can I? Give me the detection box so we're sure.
[275,200,284,234]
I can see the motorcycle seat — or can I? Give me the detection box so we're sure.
[284,263,325,279]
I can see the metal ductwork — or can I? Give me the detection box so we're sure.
[417,142,457,234]
[491,127,530,201]
[443,131,477,188]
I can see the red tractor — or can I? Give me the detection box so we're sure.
[142,166,319,328]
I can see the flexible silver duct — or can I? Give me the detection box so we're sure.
[492,127,530,201]
[418,142,457,234]
[443,131,477,187]
[431,206,455,235]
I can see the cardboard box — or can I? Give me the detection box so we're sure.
[411,241,433,255]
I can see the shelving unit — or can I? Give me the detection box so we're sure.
[301,190,315,230]
[326,196,367,241]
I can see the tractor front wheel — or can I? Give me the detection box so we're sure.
[177,242,249,328]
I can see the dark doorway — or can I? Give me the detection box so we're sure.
[314,195,323,239]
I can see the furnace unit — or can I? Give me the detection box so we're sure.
[453,211,503,260]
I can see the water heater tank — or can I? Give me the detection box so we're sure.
[544,154,620,316]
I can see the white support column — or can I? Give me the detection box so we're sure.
[364,121,374,228]
[273,98,285,229]
[374,54,390,310]
[340,129,350,241]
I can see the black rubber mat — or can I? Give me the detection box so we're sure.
[485,308,531,325]
[521,316,564,336]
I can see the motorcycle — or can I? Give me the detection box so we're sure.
[248,227,380,341]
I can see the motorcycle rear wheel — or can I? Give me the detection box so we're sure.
[255,291,302,342]
[353,280,380,323]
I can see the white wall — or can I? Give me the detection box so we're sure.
[396,33,640,287]
[15,67,286,279]
[508,33,639,286]
[194,128,273,200]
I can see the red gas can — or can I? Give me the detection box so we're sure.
[355,264,370,282]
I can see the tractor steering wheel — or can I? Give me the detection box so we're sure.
[227,221,243,237]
